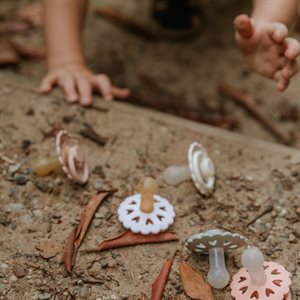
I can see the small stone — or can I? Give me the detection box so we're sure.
[14,174,28,185]
[94,219,102,228]
[20,214,32,224]
[92,165,106,178]
[5,203,24,213]
[101,261,109,268]
[0,213,10,226]
[35,180,52,193]
[79,286,90,298]
[13,264,28,278]
[8,164,21,176]
[93,181,103,191]
[111,295,117,300]
[9,275,18,282]
[38,293,52,300]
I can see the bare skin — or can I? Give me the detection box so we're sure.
[40,0,130,106]
[235,0,300,92]
[41,0,300,106]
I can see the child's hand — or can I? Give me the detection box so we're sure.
[40,62,130,106]
[234,14,300,92]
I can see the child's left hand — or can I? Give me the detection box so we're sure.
[234,14,300,92]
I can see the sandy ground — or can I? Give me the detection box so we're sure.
[1,0,300,299]
[1,72,300,299]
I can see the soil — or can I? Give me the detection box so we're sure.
[0,0,300,299]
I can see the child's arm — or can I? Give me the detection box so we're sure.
[40,0,129,106]
[234,0,300,92]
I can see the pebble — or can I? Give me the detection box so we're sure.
[35,180,52,193]
[8,164,21,176]
[13,264,28,278]
[20,214,32,224]
[94,219,102,228]
[5,202,24,213]
[38,293,52,300]
[79,286,90,298]
[92,165,106,178]
[14,173,28,185]
[93,181,103,191]
[0,213,10,226]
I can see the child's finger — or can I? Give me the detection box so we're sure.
[60,76,78,103]
[274,70,289,91]
[112,87,131,99]
[76,77,93,106]
[281,61,298,80]
[268,22,288,43]
[93,74,113,101]
[284,37,300,61]
[234,14,254,39]
[39,73,57,93]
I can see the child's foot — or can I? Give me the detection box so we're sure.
[152,0,204,39]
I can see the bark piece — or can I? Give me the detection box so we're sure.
[62,190,116,273]
[82,230,179,253]
[218,81,290,144]
[95,8,159,41]
[80,124,108,146]
[179,262,214,300]
[152,255,175,300]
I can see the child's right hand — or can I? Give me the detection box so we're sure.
[234,14,300,92]
[40,62,130,106]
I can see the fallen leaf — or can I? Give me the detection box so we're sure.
[82,230,179,253]
[16,2,43,27]
[36,240,61,259]
[62,190,116,273]
[152,254,175,300]
[179,262,214,300]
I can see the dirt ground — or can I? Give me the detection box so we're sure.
[0,0,300,299]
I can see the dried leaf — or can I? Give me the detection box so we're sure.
[179,262,214,300]
[82,230,179,253]
[152,255,175,300]
[62,190,116,273]
[36,240,61,259]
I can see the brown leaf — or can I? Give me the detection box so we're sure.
[36,240,61,259]
[62,190,116,273]
[152,254,175,300]
[179,262,214,300]
[82,230,179,253]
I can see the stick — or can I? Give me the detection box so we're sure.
[94,8,159,41]
[218,81,290,144]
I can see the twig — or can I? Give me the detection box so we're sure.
[80,124,108,146]
[246,205,274,227]
[218,81,291,144]
[94,8,159,41]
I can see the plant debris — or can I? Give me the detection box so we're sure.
[152,253,176,300]
[94,7,159,41]
[179,261,214,300]
[218,81,290,144]
[0,39,19,65]
[80,123,108,146]
[62,190,116,273]
[82,230,179,253]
